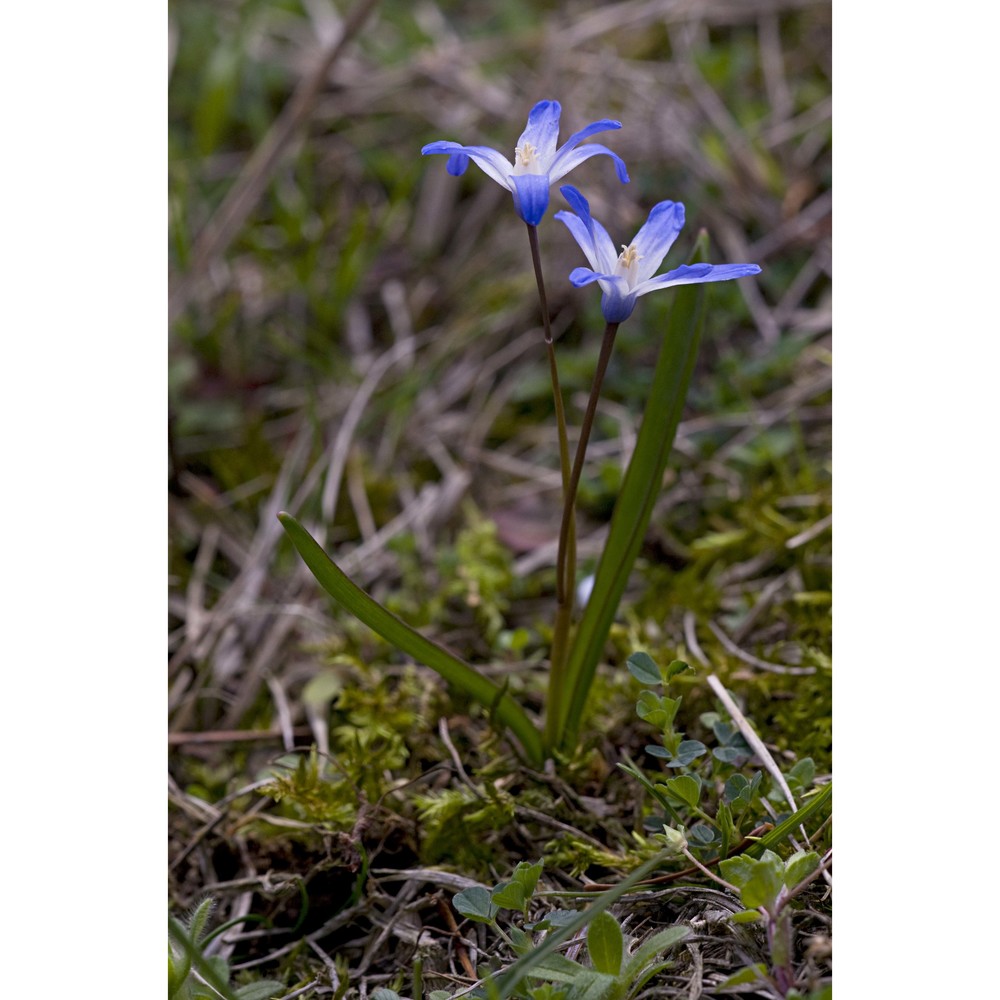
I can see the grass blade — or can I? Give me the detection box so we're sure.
[493,851,687,998]
[560,233,710,749]
[744,781,832,858]
[278,512,543,766]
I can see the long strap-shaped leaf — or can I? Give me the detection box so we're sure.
[559,233,710,750]
[745,781,832,859]
[279,512,544,766]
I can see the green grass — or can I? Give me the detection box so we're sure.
[169,1,831,995]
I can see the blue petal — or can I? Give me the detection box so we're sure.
[559,184,593,223]
[422,141,513,187]
[510,173,551,225]
[446,152,469,176]
[517,100,562,163]
[550,143,630,185]
[559,118,622,150]
[600,290,637,323]
[558,186,618,271]
[422,140,461,155]
[568,266,602,287]
[567,268,634,322]
[637,262,762,297]
[556,211,599,270]
[630,201,686,282]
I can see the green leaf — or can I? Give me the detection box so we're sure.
[526,987,568,1000]
[663,774,701,809]
[511,859,544,900]
[526,909,580,932]
[730,909,763,924]
[453,886,499,924]
[560,237,711,750]
[528,953,587,983]
[716,801,736,859]
[278,513,543,766]
[194,43,241,156]
[168,915,240,1000]
[690,528,748,554]
[621,925,689,981]
[784,850,821,888]
[626,960,672,998]
[787,757,816,794]
[492,880,527,912]
[493,859,543,912]
[626,652,661,686]
[616,759,677,819]
[494,851,676,998]
[663,740,707,767]
[723,774,751,805]
[745,782,832,859]
[301,669,342,711]
[186,898,216,945]
[635,691,671,727]
[587,911,624,976]
[234,984,284,1000]
[718,964,769,988]
[719,855,755,889]
[741,857,784,910]
[663,659,691,682]
[689,824,716,846]
[558,970,619,1000]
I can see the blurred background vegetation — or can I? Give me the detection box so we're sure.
[169,0,830,991]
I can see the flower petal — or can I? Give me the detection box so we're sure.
[446,152,470,175]
[421,141,514,188]
[600,290,638,323]
[568,266,619,288]
[634,262,762,297]
[559,118,622,150]
[517,100,562,165]
[558,186,619,271]
[549,142,630,186]
[510,173,552,226]
[568,268,634,322]
[630,201,686,282]
[555,211,599,270]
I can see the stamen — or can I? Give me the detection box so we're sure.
[515,142,538,167]
[618,244,643,269]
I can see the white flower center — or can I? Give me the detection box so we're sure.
[616,244,643,285]
[514,142,543,174]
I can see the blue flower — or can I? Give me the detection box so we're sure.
[421,100,629,227]
[554,185,762,323]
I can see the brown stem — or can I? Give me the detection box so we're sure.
[525,224,577,748]
[554,321,620,606]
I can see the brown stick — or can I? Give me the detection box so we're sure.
[168,726,313,746]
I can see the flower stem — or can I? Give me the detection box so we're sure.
[546,323,618,745]
[525,223,575,750]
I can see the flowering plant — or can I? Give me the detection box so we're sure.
[281,101,762,766]
[555,185,760,323]
[421,100,629,225]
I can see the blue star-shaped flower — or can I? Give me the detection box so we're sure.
[555,185,762,323]
[421,101,629,226]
